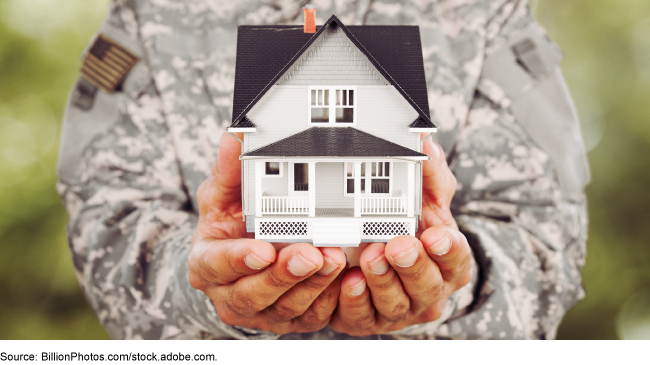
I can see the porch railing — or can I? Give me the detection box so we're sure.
[359,196,407,215]
[261,196,309,215]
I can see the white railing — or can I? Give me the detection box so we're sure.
[261,196,309,215]
[359,197,407,215]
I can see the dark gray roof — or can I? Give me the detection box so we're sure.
[409,116,436,129]
[242,127,427,158]
[231,116,256,128]
[232,15,435,129]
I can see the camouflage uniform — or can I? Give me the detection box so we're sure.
[57,0,590,339]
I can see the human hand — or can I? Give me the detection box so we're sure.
[329,138,473,336]
[188,133,347,334]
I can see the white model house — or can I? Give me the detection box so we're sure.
[227,13,438,247]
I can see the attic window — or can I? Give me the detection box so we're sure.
[309,86,356,126]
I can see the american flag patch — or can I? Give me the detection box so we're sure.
[80,34,139,93]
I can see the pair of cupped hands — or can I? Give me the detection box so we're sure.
[188,132,473,336]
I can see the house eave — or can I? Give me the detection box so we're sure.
[409,127,438,133]
[227,127,257,133]
[240,156,430,162]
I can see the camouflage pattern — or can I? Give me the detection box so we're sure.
[57,0,589,339]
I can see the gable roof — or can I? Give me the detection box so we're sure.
[230,15,435,129]
[241,127,428,159]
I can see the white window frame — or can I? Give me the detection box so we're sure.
[308,86,357,126]
[263,161,283,178]
[288,162,309,197]
[343,161,392,197]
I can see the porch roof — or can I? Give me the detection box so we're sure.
[241,127,428,159]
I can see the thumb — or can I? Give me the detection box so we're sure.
[197,132,243,212]
[421,134,457,210]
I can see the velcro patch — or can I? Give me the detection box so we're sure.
[80,34,139,93]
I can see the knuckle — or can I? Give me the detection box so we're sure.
[215,303,240,326]
[380,300,410,323]
[265,270,295,291]
[421,306,443,323]
[267,302,302,323]
[229,290,266,314]
[296,313,330,333]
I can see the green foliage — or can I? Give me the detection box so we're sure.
[0,0,648,339]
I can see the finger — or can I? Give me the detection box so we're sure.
[420,226,473,288]
[329,267,376,336]
[225,243,323,316]
[197,132,243,214]
[358,242,411,323]
[293,250,348,333]
[384,235,445,315]
[421,135,457,229]
[188,238,276,289]
[266,247,346,323]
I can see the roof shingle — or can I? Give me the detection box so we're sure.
[242,127,428,158]
[232,16,435,129]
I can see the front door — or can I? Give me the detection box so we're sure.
[289,162,309,196]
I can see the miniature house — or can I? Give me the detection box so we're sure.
[227,10,438,247]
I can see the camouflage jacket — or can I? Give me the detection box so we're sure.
[56,0,590,339]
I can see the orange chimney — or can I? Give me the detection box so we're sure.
[303,5,316,33]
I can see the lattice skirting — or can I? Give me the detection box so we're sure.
[259,221,308,236]
[363,221,411,236]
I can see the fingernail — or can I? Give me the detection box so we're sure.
[288,252,317,276]
[350,279,366,296]
[244,252,270,270]
[367,255,389,275]
[428,235,452,256]
[392,244,418,267]
[317,257,340,276]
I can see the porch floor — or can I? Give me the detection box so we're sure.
[263,208,408,218]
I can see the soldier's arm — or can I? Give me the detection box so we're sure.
[436,0,589,339]
[55,2,297,340]
[337,0,589,339]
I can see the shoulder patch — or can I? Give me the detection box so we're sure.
[80,34,140,93]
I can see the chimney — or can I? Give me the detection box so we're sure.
[303,5,316,33]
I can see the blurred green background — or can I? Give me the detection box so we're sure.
[0,0,649,340]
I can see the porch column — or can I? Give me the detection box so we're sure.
[309,162,316,217]
[255,161,263,216]
[407,162,415,217]
[354,162,362,217]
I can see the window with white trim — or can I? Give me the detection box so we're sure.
[309,86,356,125]
[344,161,391,196]
[264,162,282,177]
[370,161,390,194]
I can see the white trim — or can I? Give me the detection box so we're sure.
[409,128,438,133]
[367,161,392,196]
[263,161,283,178]
[255,161,263,216]
[308,85,357,126]
[227,127,257,133]
[308,162,316,217]
[242,156,430,162]
[407,162,415,217]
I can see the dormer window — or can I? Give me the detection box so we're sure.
[309,86,356,125]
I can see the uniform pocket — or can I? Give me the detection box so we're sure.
[477,23,590,200]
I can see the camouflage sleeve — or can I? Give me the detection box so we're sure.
[56,2,276,340]
[390,0,588,339]
[439,1,589,339]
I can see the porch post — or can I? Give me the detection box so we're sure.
[407,162,415,217]
[309,162,316,217]
[354,162,361,217]
[255,161,263,216]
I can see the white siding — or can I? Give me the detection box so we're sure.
[315,163,353,208]
[243,84,421,216]
[278,25,388,86]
